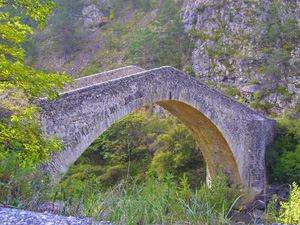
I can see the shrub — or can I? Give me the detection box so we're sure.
[247,80,260,85]
[0,153,51,209]
[251,101,275,114]
[278,183,300,224]
[100,164,127,187]
[222,87,241,97]
[184,65,196,77]
[266,115,300,183]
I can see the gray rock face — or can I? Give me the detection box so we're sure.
[242,84,261,94]
[38,66,276,194]
[181,0,300,113]
[242,84,261,99]
[82,4,105,28]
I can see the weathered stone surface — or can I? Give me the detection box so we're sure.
[82,4,105,28]
[242,84,261,93]
[63,66,145,92]
[253,200,266,210]
[38,66,276,193]
[0,207,104,225]
[181,0,300,114]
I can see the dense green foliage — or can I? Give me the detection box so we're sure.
[0,0,74,165]
[0,156,239,224]
[125,1,192,69]
[57,167,239,224]
[266,115,300,183]
[125,29,160,68]
[50,0,83,58]
[0,153,51,209]
[278,182,300,224]
[66,108,205,189]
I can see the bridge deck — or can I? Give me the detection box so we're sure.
[63,66,145,92]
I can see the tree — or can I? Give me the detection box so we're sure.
[131,0,140,9]
[266,115,300,183]
[125,29,160,68]
[0,0,74,165]
[259,1,300,85]
[141,0,151,12]
[161,14,191,69]
[51,10,78,58]
[263,48,291,82]
[149,123,205,186]
[156,1,177,25]
[50,0,83,58]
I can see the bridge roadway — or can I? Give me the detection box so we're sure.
[38,66,276,194]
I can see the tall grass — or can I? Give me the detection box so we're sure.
[1,159,240,224]
[0,153,52,211]
[53,170,239,224]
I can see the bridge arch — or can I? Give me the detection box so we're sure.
[38,66,276,193]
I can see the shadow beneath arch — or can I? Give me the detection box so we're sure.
[157,100,242,186]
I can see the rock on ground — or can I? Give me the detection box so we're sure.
[0,207,111,225]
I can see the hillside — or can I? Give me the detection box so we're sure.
[29,0,300,117]
[32,0,190,76]
[28,0,300,186]
[1,0,300,223]
[182,0,300,115]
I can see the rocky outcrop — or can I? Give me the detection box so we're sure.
[181,0,300,114]
[82,4,106,28]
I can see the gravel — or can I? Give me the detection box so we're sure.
[0,207,292,225]
[0,207,112,225]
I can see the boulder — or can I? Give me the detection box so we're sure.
[82,4,105,28]
[242,84,261,93]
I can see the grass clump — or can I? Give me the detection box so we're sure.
[222,87,241,97]
[0,156,240,224]
[0,153,53,211]
[247,80,260,85]
[54,168,240,224]
[278,182,300,224]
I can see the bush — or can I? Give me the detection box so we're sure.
[184,65,196,77]
[266,115,300,183]
[56,171,239,224]
[278,183,300,224]
[222,87,241,97]
[100,164,127,187]
[0,153,51,209]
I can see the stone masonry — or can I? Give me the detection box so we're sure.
[38,66,276,193]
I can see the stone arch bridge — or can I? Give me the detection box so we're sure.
[38,66,276,193]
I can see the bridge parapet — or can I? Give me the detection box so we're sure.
[63,66,145,92]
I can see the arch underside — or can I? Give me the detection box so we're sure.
[157,100,241,185]
[46,100,242,187]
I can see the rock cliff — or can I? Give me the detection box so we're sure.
[181,0,300,114]
[32,0,299,115]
